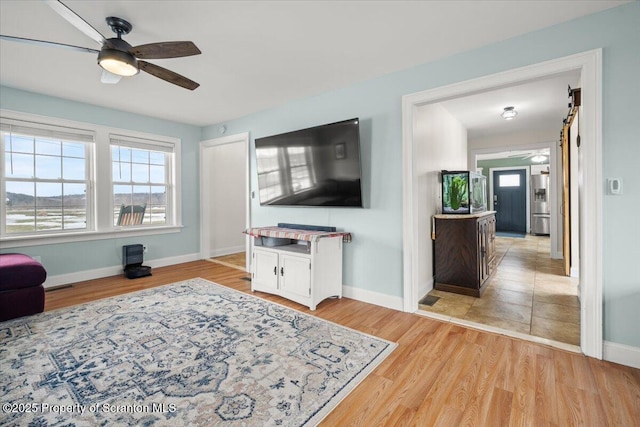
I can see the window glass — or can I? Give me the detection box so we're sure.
[149,165,164,183]
[8,135,33,153]
[36,154,61,179]
[62,142,85,158]
[63,157,85,180]
[131,149,149,164]
[63,183,87,230]
[5,181,35,233]
[1,116,178,239]
[499,174,520,187]
[111,144,168,226]
[35,182,62,231]
[35,138,61,155]
[131,162,149,182]
[5,153,33,178]
[2,130,89,235]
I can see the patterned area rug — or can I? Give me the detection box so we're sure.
[0,278,396,426]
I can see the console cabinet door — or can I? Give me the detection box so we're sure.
[434,213,496,297]
[478,218,489,284]
[486,215,496,274]
[253,249,279,292]
[280,254,311,299]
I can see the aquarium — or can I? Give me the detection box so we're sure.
[441,170,487,214]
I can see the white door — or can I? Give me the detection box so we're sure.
[280,254,311,299]
[253,249,279,292]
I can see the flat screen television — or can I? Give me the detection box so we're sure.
[255,118,363,207]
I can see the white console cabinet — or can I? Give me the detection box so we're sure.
[252,236,343,310]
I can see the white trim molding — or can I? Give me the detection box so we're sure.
[342,284,404,312]
[603,341,640,369]
[402,49,603,359]
[0,108,184,246]
[209,245,246,258]
[43,252,200,289]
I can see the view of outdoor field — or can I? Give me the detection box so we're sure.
[4,192,166,233]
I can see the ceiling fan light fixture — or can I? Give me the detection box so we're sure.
[98,48,138,77]
[532,154,547,163]
[501,106,518,120]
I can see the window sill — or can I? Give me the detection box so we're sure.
[0,225,184,249]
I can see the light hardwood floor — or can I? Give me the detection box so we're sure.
[207,252,246,270]
[45,260,640,426]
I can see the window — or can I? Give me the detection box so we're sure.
[499,174,521,187]
[1,120,93,235]
[110,135,174,227]
[1,112,181,243]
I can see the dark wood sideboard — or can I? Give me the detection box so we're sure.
[433,211,496,297]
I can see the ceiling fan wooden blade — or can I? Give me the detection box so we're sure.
[45,0,105,46]
[0,34,99,54]
[130,41,201,59]
[138,61,200,90]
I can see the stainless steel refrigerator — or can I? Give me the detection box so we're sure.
[531,174,550,235]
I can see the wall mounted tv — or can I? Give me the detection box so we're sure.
[255,118,363,207]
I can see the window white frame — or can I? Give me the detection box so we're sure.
[0,109,182,248]
[109,134,175,227]
[1,117,95,236]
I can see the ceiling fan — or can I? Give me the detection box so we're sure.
[0,0,201,90]
[507,150,550,162]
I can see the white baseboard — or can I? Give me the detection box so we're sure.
[44,252,201,288]
[209,245,245,258]
[603,340,640,369]
[342,284,404,311]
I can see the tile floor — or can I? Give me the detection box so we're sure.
[419,235,580,346]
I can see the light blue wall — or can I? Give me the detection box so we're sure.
[1,4,638,348]
[203,3,640,347]
[0,87,203,275]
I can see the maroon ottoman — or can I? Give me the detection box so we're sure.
[0,253,47,321]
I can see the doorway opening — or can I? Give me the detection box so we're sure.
[402,50,602,358]
[199,132,251,272]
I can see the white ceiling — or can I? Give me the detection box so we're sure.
[0,1,627,127]
[440,70,581,140]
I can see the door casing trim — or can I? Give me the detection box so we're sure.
[402,49,602,359]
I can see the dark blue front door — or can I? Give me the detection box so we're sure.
[492,169,527,233]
